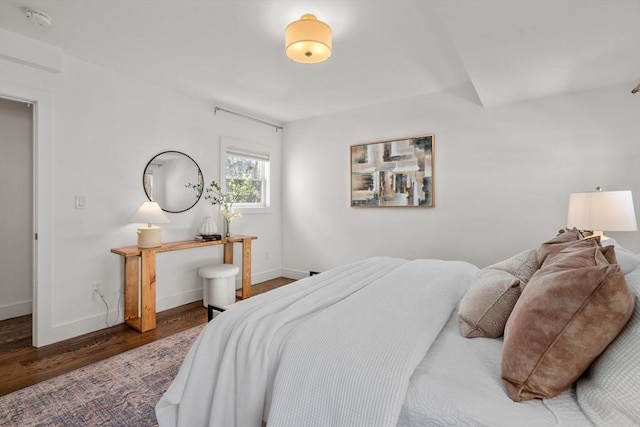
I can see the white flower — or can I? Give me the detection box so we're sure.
[220,208,241,220]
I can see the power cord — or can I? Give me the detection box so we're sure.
[96,288,122,328]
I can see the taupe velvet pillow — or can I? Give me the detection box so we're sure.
[501,243,635,402]
[577,251,640,425]
[536,228,582,264]
[541,237,606,269]
[600,244,617,265]
[458,249,539,338]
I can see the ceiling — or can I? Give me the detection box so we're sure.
[0,0,638,124]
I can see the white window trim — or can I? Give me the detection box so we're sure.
[220,136,273,214]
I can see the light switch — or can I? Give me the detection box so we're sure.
[75,195,86,209]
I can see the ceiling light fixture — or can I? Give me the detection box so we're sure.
[25,9,52,27]
[285,14,332,64]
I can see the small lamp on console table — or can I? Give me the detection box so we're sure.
[128,201,170,248]
[567,187,638,240]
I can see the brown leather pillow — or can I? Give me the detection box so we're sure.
[501,242,635,402]
[536,228,582,264]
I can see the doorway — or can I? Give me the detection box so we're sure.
[0,98,34,335]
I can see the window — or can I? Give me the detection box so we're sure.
[223,143,270,210]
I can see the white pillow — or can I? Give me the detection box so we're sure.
[576,249,640,426]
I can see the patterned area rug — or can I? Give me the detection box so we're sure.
[0,324,205,427]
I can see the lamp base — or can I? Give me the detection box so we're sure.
[586,230,608,240]
[137,226,162,248]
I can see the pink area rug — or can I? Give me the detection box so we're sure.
[0,324,205,426]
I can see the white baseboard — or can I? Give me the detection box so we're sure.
[43,271,287,345]
[281,268,309,280]
[47,288,202,345]
[0,300,32,321]
[238,268,283,288]
[50,307,124,345]
[157,288,202,312]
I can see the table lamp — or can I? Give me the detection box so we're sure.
[129,201,170,248]
[567,187,638,240]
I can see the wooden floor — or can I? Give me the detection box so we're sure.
[0,277,295,397]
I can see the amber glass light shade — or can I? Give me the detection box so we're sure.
[285,14,332,64]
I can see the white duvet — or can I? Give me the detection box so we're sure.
[398,312,593,427]
[156,257,477,427]
[156,255,601,427]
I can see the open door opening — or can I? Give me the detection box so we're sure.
[0,97,34,346]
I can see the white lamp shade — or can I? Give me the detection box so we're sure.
[567,190,638,232]
[128,201,170,225]
[285,14,332,64]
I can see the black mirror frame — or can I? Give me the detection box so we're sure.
[143,150,203,213]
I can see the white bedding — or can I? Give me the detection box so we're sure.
[266,258,477,427]
[156,251,636,426]
[156,257,477,426]
[398,312,593,427]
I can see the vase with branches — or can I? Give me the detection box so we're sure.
[187,173,258,238]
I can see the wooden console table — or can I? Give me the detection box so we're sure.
[111,235,257,332]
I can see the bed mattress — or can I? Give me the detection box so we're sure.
[398,310,593,426]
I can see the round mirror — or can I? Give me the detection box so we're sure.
[143,151,203,213]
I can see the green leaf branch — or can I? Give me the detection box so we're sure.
[186,173,259,213]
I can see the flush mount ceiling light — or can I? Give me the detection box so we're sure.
[285,14,332,64]
[25,9,52,27]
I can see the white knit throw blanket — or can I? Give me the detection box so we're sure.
[156,257,477,427]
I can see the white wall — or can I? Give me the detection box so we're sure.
[1,32,282,345]
[281,84,640,275]
[2,28,639,345]
[0,98,33,320]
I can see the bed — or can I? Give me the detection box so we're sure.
[156,233,639,427]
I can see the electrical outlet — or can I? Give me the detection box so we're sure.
[92,282,102,295]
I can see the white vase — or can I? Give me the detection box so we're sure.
[200,216,217,236]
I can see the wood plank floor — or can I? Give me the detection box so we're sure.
[0,277,295,397]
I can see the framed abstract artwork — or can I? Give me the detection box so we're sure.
[350,135,434,207]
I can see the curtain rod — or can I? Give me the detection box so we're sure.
[214,106,284,132]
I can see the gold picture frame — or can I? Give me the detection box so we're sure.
[350,134,434,207]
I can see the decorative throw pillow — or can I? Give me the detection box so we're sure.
[458,249,539,338]
[577,262,640,425]
[600,244,618,265]
[610,243,640,275]
[540,237,606,269]
[536,228,583,264]
[501,243,635,402]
